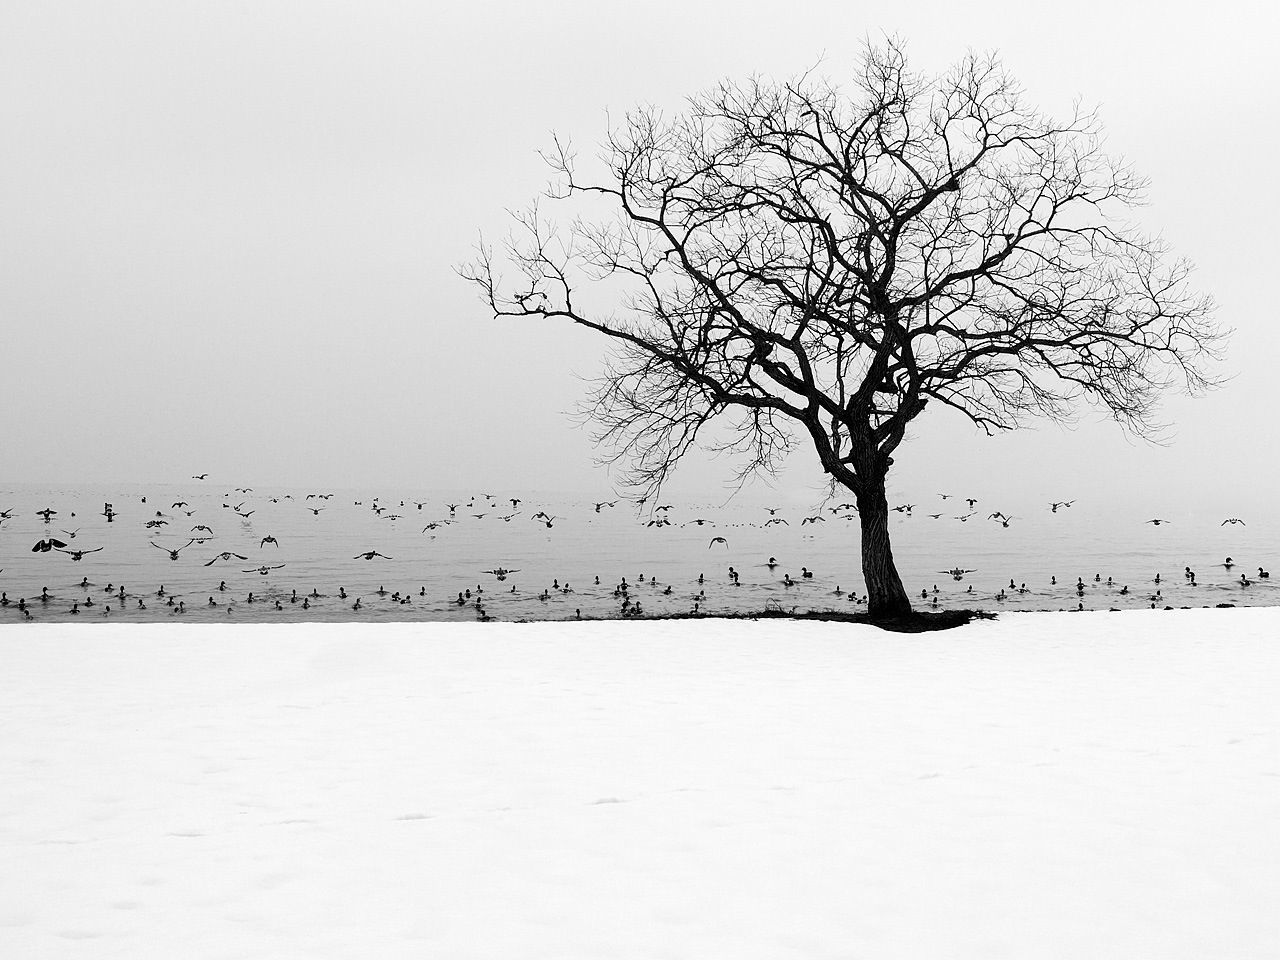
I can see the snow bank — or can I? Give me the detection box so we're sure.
[1,609,1276,958]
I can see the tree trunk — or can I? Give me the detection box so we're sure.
[855,481,914,620]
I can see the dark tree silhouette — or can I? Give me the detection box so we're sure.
[461,41,1224,619]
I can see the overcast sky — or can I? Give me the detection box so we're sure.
[2,0,1276,510]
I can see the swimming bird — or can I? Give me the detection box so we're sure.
[353,551,392,560]
[1221,518,1246,526]
[1259,568,1270,579]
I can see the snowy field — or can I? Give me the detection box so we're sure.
[2,610,1277,959]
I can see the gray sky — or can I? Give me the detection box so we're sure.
[2,0,1276,509]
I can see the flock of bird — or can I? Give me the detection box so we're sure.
[0,481,1273,622]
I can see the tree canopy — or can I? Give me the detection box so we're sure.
[462,40,1224,617]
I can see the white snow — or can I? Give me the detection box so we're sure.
[2,610,1277,958]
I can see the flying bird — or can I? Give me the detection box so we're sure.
[260,536,279,547]
[55,546,104,561]
[31,538,69,552]
[192,474,209,480]
[1221,518,1246,526]
[708,537,728,548]
[204,552,249,566]
[243,564,286,575]
[353,551,392,560]
[151,539,197,560]
[1145,519,1170,526]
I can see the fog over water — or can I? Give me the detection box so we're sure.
[1,2,1276,578]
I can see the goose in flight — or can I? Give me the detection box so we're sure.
[940,568,976,581]
[482,568,520,580]
[205,552,249,566]
[54,546,104,561]
[244,564,286,575]
[1221,518,1246,526]
[32,538,69,552]
[192,473,209,480]
[764,517,789,526]
[1049,500,1075,512]
[152,539,197,560]
[260,536,279,547]
[708,537,728,548]
[353,551,392,560]
[1145,519,1170,526]
[800,515,825,525]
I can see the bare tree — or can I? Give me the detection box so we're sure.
[461,41,1224,619]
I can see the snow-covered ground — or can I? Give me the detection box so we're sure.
[2,610,1277,959]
